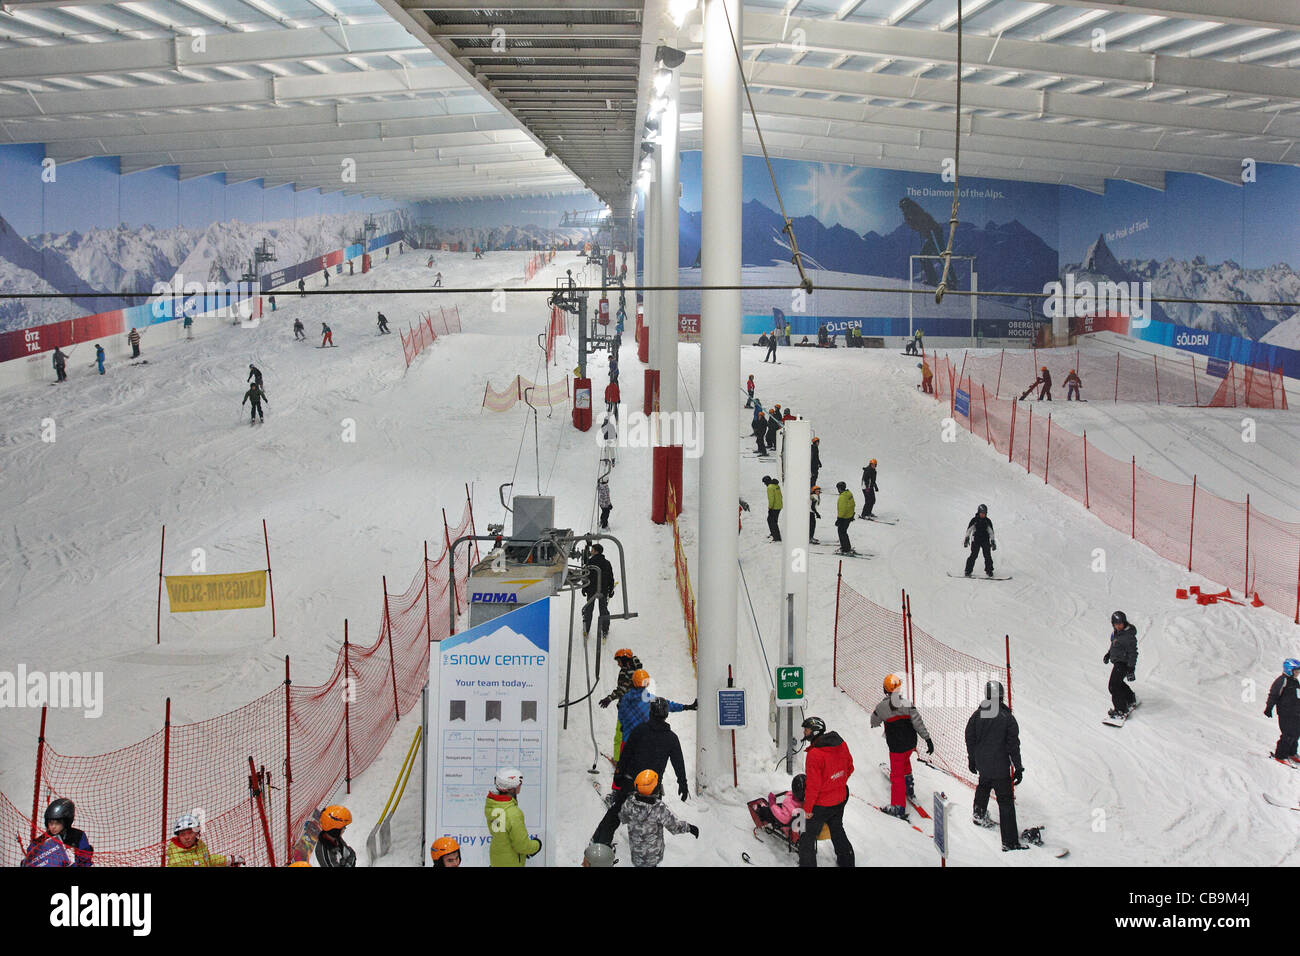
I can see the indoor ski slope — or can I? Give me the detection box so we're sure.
[1,248,1297,866]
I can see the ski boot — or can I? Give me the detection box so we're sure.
[1021,826,1045,847]
[964,570,973,577]
[1107,707,1120,719]
[905,774,915,801]
[972,810,997,829]
[810,538,820,545]
[1001,842,1029,852]
[881,805,908,820]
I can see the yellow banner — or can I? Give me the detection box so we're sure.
[165,571,267,612]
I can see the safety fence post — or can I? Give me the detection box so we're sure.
[1131,456,1136,539]
[995,349,1005,398]
[1153,355,1161,405]
[343,621,352,793]
[263,519,276,638]
[1114,352,1120,403]
[383,576,400,720]
[160,698,171,867]
[284,656,292,862]
[1082,430,1090,509]
[832,561,842,687]
[1188,476,1197,571]
[1008,399,1016,463]
[1026,404,1033,475]
[1005,635,1012,709]
[1044,413,1052,485]
[982,386,991,445]
[30,707,47,843]
[157,526,165,645]
[1244,495,1251,596]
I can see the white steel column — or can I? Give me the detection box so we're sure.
[657,70,680,415]
[776,419,810,766]
[645,165,661,385]
[696,0,742,791]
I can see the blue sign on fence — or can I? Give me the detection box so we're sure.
[717,688,747,729]
[933,792,950,861]
[1206,357,1229,379]
[954,388,971,417]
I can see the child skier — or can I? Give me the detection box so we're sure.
[835,482,856,554]
[1103,611,1139,719]
[870,674,935,819]
[1064,368,1082,401]
[963,504,996,577]
[618,770,698,867]
[293,318,305,340]
[763,475,782,542]
[752,409,768,456]
[484,769,542,867]
[597,475,613,529]
[745,374,755,407]
[377,312,390,334]
[809,485,821,544]
[860,459,879,518]
[166,813,243,867]
[321,322,333,347]
[315,805,356,867]
[243,381,268,423]
[21,799,93,867]
[95,344,106,375]
[1264,659,1300,763]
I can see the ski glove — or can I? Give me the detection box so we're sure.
[963,535,971,548]
[527,837,542,858]
[688,824,700,839]
[1264,708,1273,718]
[1102,652,1111,665]
[1012,767,1024,786]
[925,737,935,755]
[684,699,699,711]
[598,695,613,709]
[678,780,690,802]
[739,498,751,512]
[968,760,978,775]
[1125,670,1136,682]
[991,541,997,551]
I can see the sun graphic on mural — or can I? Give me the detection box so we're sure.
[794,163,864,226]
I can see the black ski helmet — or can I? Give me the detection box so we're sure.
[801,716,826,738]
[1111,610,1128,627]
[977,503,988,515]
[649,697,670,721]
[791,773,807,802]
[45,798,75,828]
[836,481,846,491]
[985,680,1005,702]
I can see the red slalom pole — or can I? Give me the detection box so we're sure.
[263,519,276,638]
[157,525,165,645]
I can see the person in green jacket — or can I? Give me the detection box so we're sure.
[763,475,782,542]
[834,481,856,555]
[484,768,542,867]
[166,814,243,867]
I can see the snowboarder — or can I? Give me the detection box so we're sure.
[810,436,821,486]
[870,674,935,818]
[247,363,263,390]
[485,769,542,867]
[434,272,443,287]
[919,360,934,394]
[752,409,768,456]
[764,332,778,363]
[314,805,356,867]
[963,504,996,577]
[835,481,856,554]
[1264,658,1300,763]
[860,459,878,518]
[745,374,755,407]
[21,799,93,867]
[52,347,67,382]
[127,326,142,358]
[322,268,329,287]
[1064,368,1082,401]
[616,672,694,748]
[1103,610,1139,719]
[809,485,821,543]
[377,312,390,335]
[794,717,855,867]
[166,813,243,867]
[593,695,688,847]
[321,322,333,347]
[1037,366,1052,401]
[965,680,1027,851]
[429,837,462,867]
[905,329,920,355]
[297,278,306,298]
[597,475,613,530]
[243,382,267,423]
[605,378,620,420]
[293,318,305,341]
[581,542,615,640]
[601,647,643,759]
[619,769,697,867]
[763,475,782,542]
[95,344,106,375]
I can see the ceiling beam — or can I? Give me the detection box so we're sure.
[1030,0,1300,31]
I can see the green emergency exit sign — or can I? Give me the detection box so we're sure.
[775,666,804,706]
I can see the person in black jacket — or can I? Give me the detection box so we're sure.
[963,504,996,577]
[860,459,879,518]
[591,697,687,846]
[1263,659,1300,762]
[314,806,357,867]
[764,408,782,450]
[810,437,821,486]
[965,680,1026,851]
[1104,610,1139,718]
[752,410,768,456]
[377,312,390,334]
[1037,366,1052,401]
[581,543,615,640]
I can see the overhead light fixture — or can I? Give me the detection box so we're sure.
[665,0,696,30]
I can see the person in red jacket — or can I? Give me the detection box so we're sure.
[605,378,621,420]
[794,716,856,867]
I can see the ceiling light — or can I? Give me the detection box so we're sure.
[666,0,697,30]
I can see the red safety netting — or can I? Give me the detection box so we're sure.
[953,346,1286,408]
[544,305,566,365]
[401,306,462,369]
[931,353,1300,622]
[833,575,1010,790]
[4,497,479,867]
[522,249,555,282]
[666,485,698,675]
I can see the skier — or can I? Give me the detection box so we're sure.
[377,312,390,335]
[247,363,263,390]
[321,322,333,347]
[963,503,996,577]
[745,374,755,407]
[1264,659,1300,763]
[21,799,93,867]
[834,481,856,554]
[434,272,443,287]
[269,294,277,312]
[581,542,615,640]
[315,805,357,867]
[914,327,924,353]
[1103,610,1138,719]
[618,770,697,867]
[183,314,194,339]
[600,414,618,468]
[127,326,142,358]
[293,318,305,341]
[597,475,613,530]
[616,671,694,748]
[810,436,821,487]
[905,329,919,355]
[764,332,778,363]
[593,696,688,847]
[243,381,268,423]
[809,485,821,544]
[764,407,782,450]
[794,717,855,867]
[782,407,795,423]
[1064,368,1082,401]
[752,409,768,456]
[430,837,462,867]
[860,459,879,518]
[965,680,1027,851]
[600,647,643,760]
[784,321,792,346]
[763,475,782,542]
[428,256,435,268]
[484,769,542,867]
[919,360,934,394]
[1037,366,1052,401]
[871,673,935,816]
[605,378,620,420]
[95,343,106,375]
[52,347,67,383]
[298,278,306,298]
[166,813,243,867]
[322,268,329,287]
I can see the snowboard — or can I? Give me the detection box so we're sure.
[129,360,150,366]
[862,515,899,525]
[1262,793,1299,809]
[1102,699,1140,727]
[878,762,931,819]
[947,572,1013,581]
[290,807,323,864]
[1018,826,1070,858]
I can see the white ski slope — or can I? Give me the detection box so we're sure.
[1,251,1297,867]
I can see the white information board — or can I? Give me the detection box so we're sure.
[423,597,558,867]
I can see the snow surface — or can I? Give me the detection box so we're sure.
[1,247,1298,867]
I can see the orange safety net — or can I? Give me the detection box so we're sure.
[665,485,698,675]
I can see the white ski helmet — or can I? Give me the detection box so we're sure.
[173,813,200,834]
[494,768,524,793]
